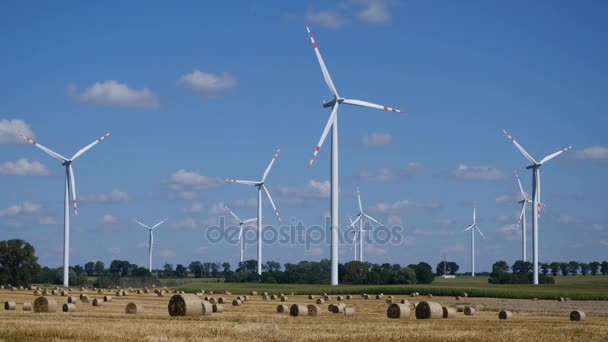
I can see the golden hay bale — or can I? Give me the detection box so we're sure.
[361,293,367,297]
[386,299,395,305]
[103,296,112,302]
[277,304,289,313]
[331,303,346,313]
[262,295,269,300]
[243,295,249,301]
[316,298,325,305]
[270,295,277,300]
[346,295,352,300]
[558,297,565,302]
[33,290,42,296]
[92,299,103,306]
[81,296,90,303]
[22,302,32,311]
[218,297,226,304]
[236,296,243,301]
[570,310,586,321]
[410,293,416,298]
[201,301,213,316]
[60,290,68,296]
[290,292,295,296]
[323,293,328,296]
[499,310,512,320]
[144,289,150,294]
[364,294,371,300]
[328,304,335,312]
[456,305,465,312]
[323,295,331,301]
[80,287,85,291]
[4,301,16,310]
[307,304,320,316]
[415,301,443,319]
[565,297,571,301]
[376,294,384,299]
[208,291,213,295]
[157,292,164,297]
[344,307,355,316]
[308,295,316,300]
[208,297,216,304]
[11,287,17,291]
[455,296,462,300]
[464,306,476,316]
[34,297,57,313]
[168,294,203,317]
[125,303,144,314]
[51,289,57,295]
[400,299,410,305]
[442,306,456,318]
[42,289,48,296]
[263,292,268,296]
[97,289,103,294]
[337,295,343,301]
[463,293,468,297]
[250,291,258,295]
[387,303,410,319]
[280,296,288,302]
[232,299,242,306]
[224,291,231,295]
[427,294,433,298]
[67,296,78,304]
[533,297,538,301]
[289,304,308,317]
[62,303,76,312]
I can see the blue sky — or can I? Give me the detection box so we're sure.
[1,1,607,274]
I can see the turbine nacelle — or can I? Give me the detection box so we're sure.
[322,98,343,108]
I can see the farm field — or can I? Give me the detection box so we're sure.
[1,282,608,341]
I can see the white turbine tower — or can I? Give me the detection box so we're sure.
[20,132,111,287]
[227,207,256,264]
[305,24,402,285]
[464,203,485,277]
[135,218,168,273]
[226,148,281,275]
[348,216,358,261]
[349,187,382,263]
[514,170,531,262]
[502,129,573,284]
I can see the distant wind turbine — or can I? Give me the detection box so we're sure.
[464,202,485,277]
[514,171,532,262]
[349,187,382,263]
[135,218,168,273]
[227,207,256,263]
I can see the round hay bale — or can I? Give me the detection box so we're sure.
[60,290,68,296]
[97,289,103,294]
[442,306,456,318]
[236,296,243,301]
[67,296,78,304]
[92,299,103,306]
[218,297,225,304]
[464,306,476,316]
[290,304,307,317]
[80,287,85,291]
[270,295,276,300]
[456,305,465,312]
[323,295,331,301]
[565,297,571,301]
[103,296,112,302]
[307,304,320,316]
[42,289,48,296]
[22,302,32,311]
[455,296,461,300]
[427,294,433,299]
[308,295,316,300]
[415,301,443,319]
[376,294,384,299]
[290,292,295,296]
[533,297,538,301]
[331,303,346,313]
[4,301,16,310]
[125,303,144,314]
[33,290,42,296]
[81,296,90,303]
[410,293,416,298]
[386,299,395,305]
[11,287,17,291]
[136,290,142,294]
[208,297,216,304]
[277,304,289,313]
[336,295,343,301]
[144,289,149,294]
[224,291,231,295]
[387,303,410,319]
[232,299,242,306]
[570,310,586,321]
[168,294,203,317]
[208,291,213,295]
[34,297,57,313]
[316,298,325,305]
[400,299,410,305]
[263,292,268,296]
[250,291,258,295]
[243,295,249,301]
[62,303,76,312]
[499,310,512,320]
[201,300,213,316]
[51,289,57,295]
[262,295,269,300]
[558,297,565,302]
[364,294,371,299]
[157,292,164,297]
[212,303,223,313]
[463,293,468,297]
[361,293,367,297]
[280,296,288,302]
[346,295,352,300]
[344,307,355,316]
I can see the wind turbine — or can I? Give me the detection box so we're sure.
[135,218,168,273]
[502,129,572,284]
[227,207,256,263]
[514,170,532,262]
[349,187,382,263]
[20,132,111,287]
[226,148,281,275]
[305,24,402,285]
[348,216,358,261]
[464,203,485,277]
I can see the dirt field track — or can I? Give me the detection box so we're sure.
[1,288,607,341]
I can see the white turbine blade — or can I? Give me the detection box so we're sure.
[135,220,153,230]
[20,135,68,162]
[515,170,527,200]
[262,148,281,182]
[537,172,542,217]
[518,203,526,224]
[305,24,339,98]
[473,202,476,224]
[227,207,242,223]
[539,145,574,165]
[308,103,339,168]
[262,185,281,221]
[71,132,111,161]
[351,213,362,227]
[68,164,78,215]
[363,213,381,225]
[225,179,259,186]
[464,224,474,232]
[476,226,485,239]
[342,98,401,113]
[356,187,363,213]
[502,129,537,164]
[348,215,354,226]
[152,218,168,229]
[243,218,257,224]
[238,225,243,241]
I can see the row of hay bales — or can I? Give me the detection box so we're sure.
[9,296,146,314]
[199,294,248,306]
[278,303,355,317]
[168,294,222,316]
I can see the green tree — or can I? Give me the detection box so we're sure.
[84,262,95,276]
[189,261,203,278]
[413,262,435,284]
[589,262,600,275]
[263,261,281,273]
[73,265,84,275]
[601,262,608,275]
[174,264,187,277]
[540,262,549,275]
[162,263,174,278]
[560,262,569,276]
[579,263,589,276]
[492,260,510,273]
[221,262,231,275]
[343,261,368,284]
[0,239,41,286]
[568,261,580,276]
[512,260,533,274]
[549,262,561,276]
[94,261,105,276]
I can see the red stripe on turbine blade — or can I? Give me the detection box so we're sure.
[308,32,313,38]
[383,106,388,110]
[312,42,317,49]
[315,146,320,151]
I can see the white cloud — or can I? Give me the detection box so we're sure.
[497,223,519,240]
[99,214,117,224]
[208,201,229,215]
[171,217,218,230]
[167,170,224,191]
[386,215,402,226]
[433,218,454,227]
[0,159,49,176]
[0,119,35,144]
[357,0,392,24]
[233,198,257,208]
[156,249,176,258]
[362,132,393,146]
[358,162,421,182]
[76,80,160,109]
[0,201,41,217]
[177,70,236,94]
[83,188,129,203]
[572,146,608,161]
[444,243,465,254]
[305,9,347,29]
[277,180,330,199]
[451,164,505,181]
[182,203,205,214]
[496,215,512,223]
[370,200,440,214]
[556,213,581,225]
[39,216,57,225]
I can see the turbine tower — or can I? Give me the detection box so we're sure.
[502,129,572,284]
[135,218,168,273]
[514,170,531,262]
[464,203,485,277]
[226,148,281,275]
[227,207,256,263]
[305,24,402,285]
[349,187,381,263]
[20,132,111,287]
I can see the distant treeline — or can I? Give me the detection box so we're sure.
[489,260,608,284]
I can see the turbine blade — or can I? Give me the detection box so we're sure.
[308,103,339,168]
[243,218,257,224]
[539,145,574,165]
[262,185,281,221]
[342,98,401,113]
[135,220,153,230]
[305,24,339,98]
[152,218,168,229]
[71,132,111,161]
[227,207,241,223]
[225,179,259,186]
[238,225,243,241]
[476,226,485,239]
[363,213,381,225]
[351,213,362,227]
[20,135,68,162]
[518,203,526,224]
[464,224,474,232]
[473,202,476,224]
[262,148,281,182]
[356,187,363,213]
[515,170,527,200]
[68,164,77,215]
[502,129,537,164]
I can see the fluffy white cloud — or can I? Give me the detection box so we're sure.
[362,132,393,146]
[572,146,608,161]
[177,70,236,94]
[370,199,440,214]
[495,192,528,205]
[358,162,421,182]
[0,159,49,176]
[305,9,347,29]
[39,216,57,225]
[556,213,581,224]
[357,0,392,24]
[182,203,205,214]
[0,201,41,217]
[451,164,505,181]
[167,170,224,191]
[76,80,160,109]
[277,180,330,198]
[0,119,34,144]
[83,188,129,203]
[386,215,402,225]
[208,201,229,215]
[497,223,520,240]
[99,214,118,224]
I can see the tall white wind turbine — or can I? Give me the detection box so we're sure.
[226,148,281,275]
[135,218,168,273]
[227,207,256,264]
[20,132,111,287]
[305,24,402,285]
[502,130,572,284]
[349,187,382,263]
[464,203,485,277]
[514,170,531,262]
